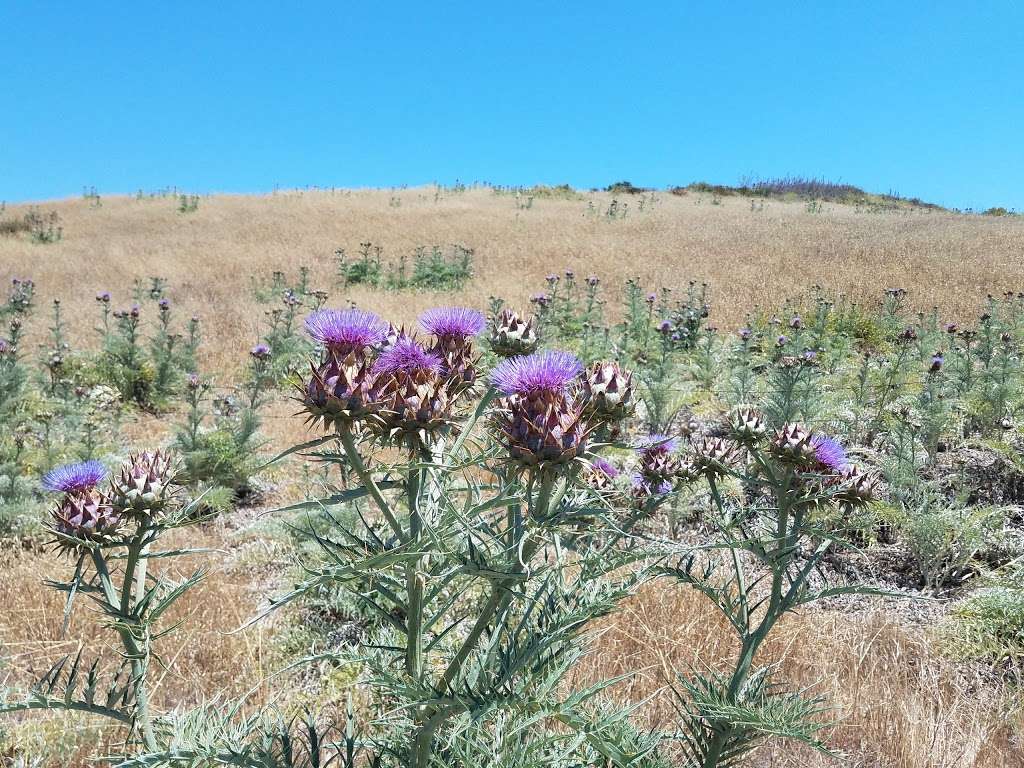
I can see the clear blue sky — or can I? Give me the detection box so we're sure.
[2,2,1021,210]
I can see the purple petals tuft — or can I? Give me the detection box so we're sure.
[419,306,485,340]
[372,336,443,375]
[305,309,387,352]
[811,434,847,472]
[490,350,583,396]
[42,460,107,493]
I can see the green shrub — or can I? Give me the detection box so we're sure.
[946,586,1024,666]
[903,506,1005,591]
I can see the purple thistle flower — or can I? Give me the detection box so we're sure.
[372,336,443,375]
[491,350,583,396]
[591,456,620,479]
[811,434,847,472]
[250,343,271,359]
[419,306,486,340]
[305,309,387,352]
[930,353,944,372]
[42,460,106,493]
[739,327,753,341]
[632,474,672,495]
[636,434,678,456]
[96,291,111,303]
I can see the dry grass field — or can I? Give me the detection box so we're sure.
[2,186,1024,766]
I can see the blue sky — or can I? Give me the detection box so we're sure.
[2,2,1021,210]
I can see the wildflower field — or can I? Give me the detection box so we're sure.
[1,185,1024,767]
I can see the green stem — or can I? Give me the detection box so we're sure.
[91,547,158,752]
[338,423,404,539]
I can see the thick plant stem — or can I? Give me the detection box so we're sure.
[338,424,404,539]
[91,547,158,752]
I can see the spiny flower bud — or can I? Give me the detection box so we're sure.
[770,423,817,466]
[110,450,177,517]
[832,466,878,507]
[581,361,635,422]
[373,336,457,446]
[52,488,120,540]
[728,406,767,444]
[636,435,680,489]
[691,435,741,477]
[302,351,379,430]
[489,309,539,358]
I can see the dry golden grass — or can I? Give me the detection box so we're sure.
[2,187,1023,377]
[2,187,1024,765]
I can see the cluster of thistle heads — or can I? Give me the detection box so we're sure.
[581,408,878,512]
[300,305,636,467]
[41,452,178,545]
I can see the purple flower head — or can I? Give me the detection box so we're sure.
[930,353,944,372]
[565,270,575,280]
[158,298,171,311]
[545,274,559,284]
[305,309,388,353]
[96,291,111,303]
[419,306,486,340]
[42,460,107,493]
[591,456,620,479]
[811,434,848,472]
[776,335,788,347]
[250,343,271,359]
[586,275,600,287]
[646,293,657,304]
[491,350,583,396]
[789,315,802,330]
[632,474,672,495]
[658,319,673,334]
[530,293,550,308]
[739,327,753,341]
[636,434,678,456]
[802,349,818,362]
[372,336,443,376]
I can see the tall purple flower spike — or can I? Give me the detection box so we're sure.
[811,434,848,472]
[419,306,485,340]
[42,460,107,493]
[372,336,443,375]
[305,309,387,352]
[490,350,583,396]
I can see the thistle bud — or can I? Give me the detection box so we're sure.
[110,450,177,517]
[581,361,635,422]
[770,424,817,466]
[728,406,767,444]
[636,435,681,490]
[489,309,539,358]
[372,336,456,446]
[833,466,878,507]
[691,435,740,477]
[302,351,379,430]
[52,488,120,539]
